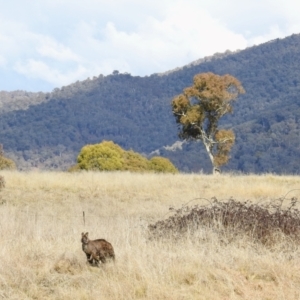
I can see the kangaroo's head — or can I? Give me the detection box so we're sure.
[81,232,89,244]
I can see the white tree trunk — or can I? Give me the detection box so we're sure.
[203,141,220,174]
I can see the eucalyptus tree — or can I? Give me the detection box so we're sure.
[171,72,245,174]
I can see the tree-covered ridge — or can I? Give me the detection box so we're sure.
[0,33,299,173]
[0,91,46,113]
[0,73,176,154]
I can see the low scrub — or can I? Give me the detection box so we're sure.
[0,144,16,170]
[148,196,300,246]
[70,140,178,173]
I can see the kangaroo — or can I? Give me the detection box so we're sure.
[81,232,115,265]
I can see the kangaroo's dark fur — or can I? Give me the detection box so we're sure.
[81,232,115,265]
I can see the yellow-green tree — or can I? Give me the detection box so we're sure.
[149,157,178,173]
[123,150,150,172]
[171,72,245,174]
[77,141,124,171]
[71,141,178,173]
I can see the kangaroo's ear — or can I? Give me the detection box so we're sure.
[86,232,89,236]
[81,232,84,236]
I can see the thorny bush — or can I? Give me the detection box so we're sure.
[148,196,300,246]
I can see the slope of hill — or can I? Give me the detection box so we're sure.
[0,34,299,173]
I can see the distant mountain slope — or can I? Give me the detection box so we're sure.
[0,34,299,173]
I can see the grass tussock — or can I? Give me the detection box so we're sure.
[0,170,299,299]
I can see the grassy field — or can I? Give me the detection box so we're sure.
[0,170,300,299]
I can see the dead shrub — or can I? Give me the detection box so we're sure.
[148,196,300,246]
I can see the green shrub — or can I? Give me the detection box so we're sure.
[67,164,81,173]
[0,145,16,170]
[123,150,150,172]
[72,140,178,173]
[149,156,179,174]
[77,141,124,171]
[0,156,16,170]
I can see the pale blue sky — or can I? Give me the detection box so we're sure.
[1,0,299,92]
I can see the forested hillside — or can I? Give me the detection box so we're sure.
[0,34,299,173]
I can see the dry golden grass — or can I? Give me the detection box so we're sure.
[0,170,299,299]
